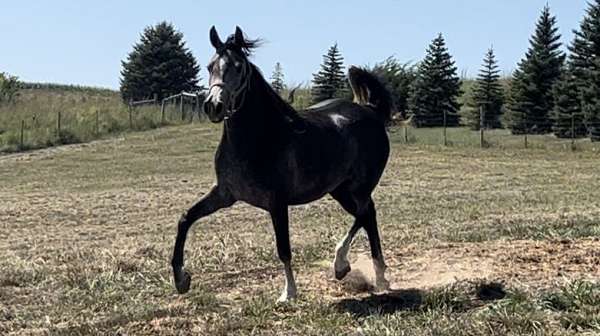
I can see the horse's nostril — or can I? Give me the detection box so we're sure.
[215,102,224,115]
[203,102,212,115]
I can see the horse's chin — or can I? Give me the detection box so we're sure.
[208,114,225,123]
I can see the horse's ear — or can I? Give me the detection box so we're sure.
[210,26,223,49]
[234,26,245,47]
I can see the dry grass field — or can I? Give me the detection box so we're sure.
[1,123,599,335]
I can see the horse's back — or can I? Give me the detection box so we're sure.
[282,99,389,202]
[301,99,389,158]
[302,99,379,128]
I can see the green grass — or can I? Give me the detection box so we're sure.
[0,87,199,153]
[390,126,600,151]
[1,123,599,335]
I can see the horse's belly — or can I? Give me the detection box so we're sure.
[283,171,346,205]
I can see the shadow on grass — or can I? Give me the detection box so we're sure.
[333,289,424,317]
[334,281,507,318]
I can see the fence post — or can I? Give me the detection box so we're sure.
[57,110,62,138]
[128,100,133,129]
[190,100,195,123]
[443,109,447,146]
[197,94,202,121]
[161,100,166,124]
[524,133,528,149]
[180,92,185,121]
[20,120,25,149]
[480,105,485,148]
[95,110,99,136]
[571,113,576,152]
[404,125,409,143]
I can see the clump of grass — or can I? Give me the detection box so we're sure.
[543,280,600,312]
[542,280,600,331]
[422,282,473,312]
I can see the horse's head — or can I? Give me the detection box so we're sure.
[204,26,258,122]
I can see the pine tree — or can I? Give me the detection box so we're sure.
[271,62,285,95]
[552,67,587,138]
[581,58,600,141]
[120,22,200,102]
[570,0,600,140]
[409,33,461,127]
[465,48,504,130]
[506,67,535,134]
[507,5,565,134]
[371,57,416,117]
[0,72,20,105]
[311,43,346,103]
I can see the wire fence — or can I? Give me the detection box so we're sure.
[392,107,600,151]
[3,98,600,153]
[0,92,206,153]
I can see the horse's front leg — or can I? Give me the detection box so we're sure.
[269,205,297,303]
[171,185,235,294]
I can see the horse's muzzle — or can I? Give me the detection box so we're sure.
[203,101,225,123]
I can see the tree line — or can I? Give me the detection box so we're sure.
[117,2,600,140]
[303,2,600,141]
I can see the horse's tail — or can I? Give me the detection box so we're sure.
[348,66,393,124]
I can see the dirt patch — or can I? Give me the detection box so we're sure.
[0,137,124,163]
[312,238,600,297]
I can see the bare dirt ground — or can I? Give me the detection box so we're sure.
[1,124,598,335]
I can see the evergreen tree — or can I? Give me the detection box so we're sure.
[409,33,461,127]
[371,57,416,118]
[569,0,600,140]
[581,58,600,141]
[506,5,565,134]
[552,67,587,138]
[271,62,285,95]
[120,22,200,102]
[0,72,20,105]
[311,43,346,103]
[506,67,535,134]
[465,48,504,130]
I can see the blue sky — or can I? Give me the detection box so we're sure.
[0,1,589,89]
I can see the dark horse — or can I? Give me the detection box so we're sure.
[172,26,392,302]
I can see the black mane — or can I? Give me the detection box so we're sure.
[248,63,299,121]
[223,40,302,126]
[224,34,263,56]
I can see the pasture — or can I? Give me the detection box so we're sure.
[0,87,198,154]
[1,123,599,335]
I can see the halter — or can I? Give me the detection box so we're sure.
[208,62,253,120]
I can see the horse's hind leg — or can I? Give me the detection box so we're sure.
[330,189,360,280]
[331,189,389,290]
[361,199,390,291]
[334,221,361,280]
[171,185,234,294]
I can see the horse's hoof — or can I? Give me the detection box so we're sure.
[277,291,297,304]
[375,278,390,292]
[335,264,351,280]
[175,271,191,294]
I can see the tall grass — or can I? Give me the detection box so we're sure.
[0,87,197,153]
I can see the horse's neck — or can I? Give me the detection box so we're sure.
[221,85,287,157]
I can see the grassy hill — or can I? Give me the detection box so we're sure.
[0,84,195,153]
